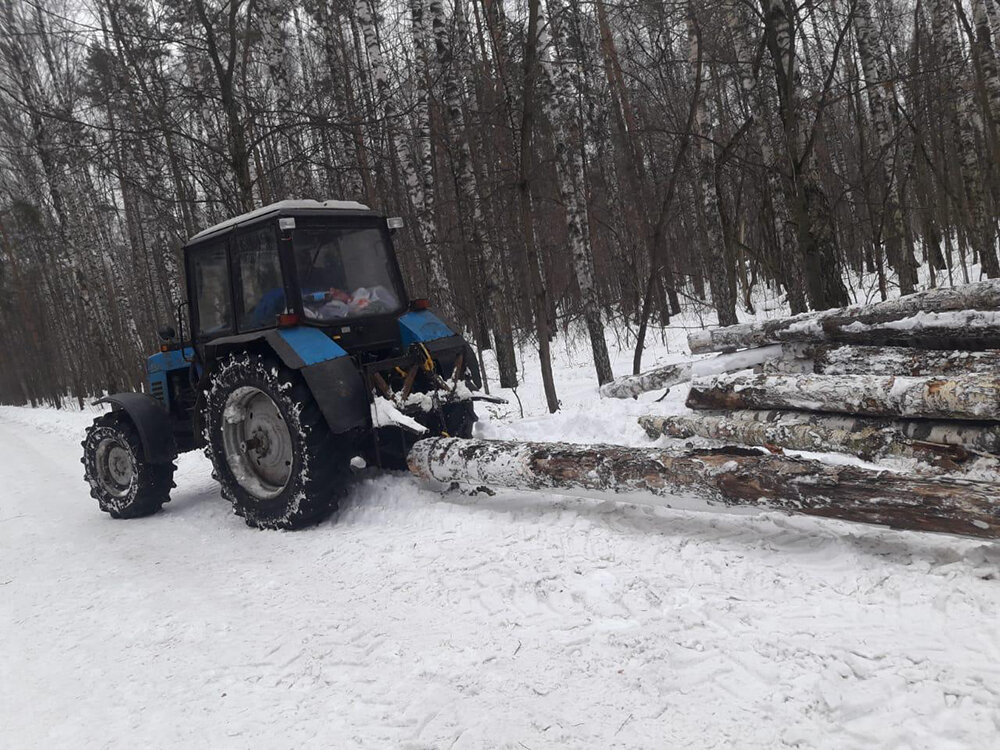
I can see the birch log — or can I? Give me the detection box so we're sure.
[600,345,782,399]
[687,373,1000,421]
[687,279,1000,353]
[638,411,1000,464]
[760,344,1000,377]
[408,438,1000,539]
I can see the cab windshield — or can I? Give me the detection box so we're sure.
[293,226,403,321]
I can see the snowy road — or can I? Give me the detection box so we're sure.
[2,371,1000,747]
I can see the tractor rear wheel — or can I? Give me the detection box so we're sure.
[203,352,349,530]
[82,411,174,519]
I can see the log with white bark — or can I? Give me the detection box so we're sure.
[599,345,782,399]
[407,438,1000,539]
[687,279,1000,354]
[638,410,1000,465]
[686,373,1000,421]
[760,344,1000,377]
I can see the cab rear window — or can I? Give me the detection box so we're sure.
[293,226,402,321]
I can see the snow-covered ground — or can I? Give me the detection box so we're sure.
[2,316,1000,749]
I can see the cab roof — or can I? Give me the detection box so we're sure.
[188,199,374,244]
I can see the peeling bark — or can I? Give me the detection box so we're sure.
[687,372,1000,421]
[639,410,999,465]
[408,437,1000,539]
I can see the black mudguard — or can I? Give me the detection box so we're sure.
[300,357,371,434]
[95,393,177,464]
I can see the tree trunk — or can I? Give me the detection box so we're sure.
[408,0,453,320]
[761,343,1000,376]
[761,0,849,310]
[408,437,1000,539]
[688,372,1000,421]
[688,5,737,326]
[853,0,918,292]
[357,0,454,321]
[727,3,805,313]
[429,0,518,387]
[639,410,996,465]
[600,345,782,399]
[929,0,1000,277]
[821,309,1000,349]
[688,278,1000,353]
[540,0,613,385]
[517,0,558,413]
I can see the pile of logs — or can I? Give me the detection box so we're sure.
[408,281,1000,541]
[633,280,1000,480]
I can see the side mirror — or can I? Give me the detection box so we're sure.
[157,325,177,342]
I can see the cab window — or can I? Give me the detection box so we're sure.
[293,225,403,322]
[234,226,285,331]
[191,241,232,336]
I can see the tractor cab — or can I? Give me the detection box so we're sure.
[185,200,406,351]
[85,200,483,530]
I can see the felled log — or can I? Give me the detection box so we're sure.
[599,345,782,399]
[687,373,1000,421]
[820,310,1000,350]
[637,411,1000,466]
[688,279,1000,354]
[760,344,1000,377]
[407,437,1000,539]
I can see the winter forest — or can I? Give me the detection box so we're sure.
[2,0,1000,407]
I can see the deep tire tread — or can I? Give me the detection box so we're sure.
[82,411,173,519]
[203,351,350,530]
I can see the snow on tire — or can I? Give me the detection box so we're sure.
[82,411,174,519]
[203,351,348,530]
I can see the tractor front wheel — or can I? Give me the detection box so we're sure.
[82,411,174,519]
[203,352,349,530]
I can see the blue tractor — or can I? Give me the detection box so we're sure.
[82,200,484,529]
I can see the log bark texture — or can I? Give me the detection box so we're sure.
[760,344,1000,377]
[600,345,782,399]
[407,437,1000,539]
[638,410,999,464]
[687,279,1000,353]
[820,310,1000,349]
[686,373,1000,421]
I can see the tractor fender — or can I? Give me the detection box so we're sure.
[95,393,177,464]
[205,328,370,435]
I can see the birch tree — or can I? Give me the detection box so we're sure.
[539,0,613,384]
[428,0,518,387]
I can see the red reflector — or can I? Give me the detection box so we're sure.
[278,313,301,327]
[410,298,430,311]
